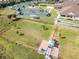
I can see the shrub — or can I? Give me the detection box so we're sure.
[8,23,11,24]
[16,31,19,34]
[13,18,21,21]
[61,36,66,39]
[8,15,12,19]
[19,33,24,36]
[13,14,16,18]
[41,25,48,30]
[17,27,21,29]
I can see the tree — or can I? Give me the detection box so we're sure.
[41,25,48,30]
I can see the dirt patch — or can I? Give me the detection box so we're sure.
[23,29,46,47]
[24,29,46,40]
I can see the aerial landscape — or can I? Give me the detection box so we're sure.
[0,0,79,59]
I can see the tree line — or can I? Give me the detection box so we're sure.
[0,0,32,8]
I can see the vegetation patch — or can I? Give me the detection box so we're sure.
[0,38,44,59]
[59,27,79,59]
[0,8,16,15]
[2,20,53,47]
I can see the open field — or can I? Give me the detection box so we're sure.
[0,18,79,59]
[2,20,53,48]
[58,27,79,59]
[0,19,53,59]
[0,8,16,15]
[1,19,79,59]
[0,37,44,59]
[0,15,14,34]
[0,4,56,59]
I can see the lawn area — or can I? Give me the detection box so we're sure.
[59,27,79,59]
[0,37,44,59]
[2,20,53,48]
[0,8,16,15]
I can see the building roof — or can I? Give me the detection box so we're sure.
[48,40,55,47]
[59,0,79,17]
[38,40,59,59]
[51,47,59,58]
[38,40,48,54]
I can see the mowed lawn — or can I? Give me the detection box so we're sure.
[59,27,79,59]
[3,20,53,48]
[0,38,44,59]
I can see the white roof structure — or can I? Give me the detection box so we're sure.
[48,40,55,47]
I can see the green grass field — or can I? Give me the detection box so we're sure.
[2,20,53,48]
[2,19,79,59]
[0,19,53,59]
[0,8,16,15]
[0,38,44,59]
[0,19,79,59]
[0,4,56,59]
[59,27,79,59]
